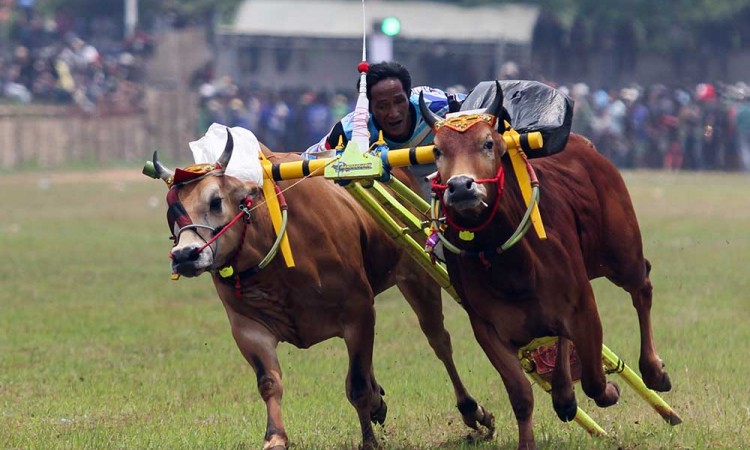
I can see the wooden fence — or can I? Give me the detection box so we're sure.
[0,87,199,170]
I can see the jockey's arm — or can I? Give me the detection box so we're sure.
[304,117,352,157]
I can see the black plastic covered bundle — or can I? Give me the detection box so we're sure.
[460,80,574,158]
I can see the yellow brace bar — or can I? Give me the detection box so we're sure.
[503,123,546,239]
[258,152,295,268]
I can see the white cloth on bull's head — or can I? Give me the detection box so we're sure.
[189,122,264,185]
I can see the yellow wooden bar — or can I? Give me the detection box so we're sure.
[365,182,425,234]
[258,153,295,267]
[505,127,546,240]
[345,181,460,302]
[384,176,432,214]
[385,145,436,167]
[601,345,683,425]
[264,131,544,182]
[523,371,608,437]
[282,158,330,180]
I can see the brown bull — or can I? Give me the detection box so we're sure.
[419,86,672,450]
[150,131,494,450]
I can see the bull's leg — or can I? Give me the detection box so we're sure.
[396,278,495,436]
[343,302,384,450]
[569,292,621,408]
[470,317,536,450]
[225,310,287,450]
[550,337,577,422]
[626,259,672,392]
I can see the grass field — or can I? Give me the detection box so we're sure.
[1,169,749,449]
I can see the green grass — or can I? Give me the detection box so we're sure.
[1,170,749,449]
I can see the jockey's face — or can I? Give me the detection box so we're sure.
[370,77,411,141]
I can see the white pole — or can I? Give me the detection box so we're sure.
[124,0,138,39]
[351,0,371,154]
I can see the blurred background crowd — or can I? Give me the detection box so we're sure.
[193,72,750,172]
[2,0,750,171]
[0,0,153,114]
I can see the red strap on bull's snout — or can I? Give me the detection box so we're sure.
[430,164,505,234]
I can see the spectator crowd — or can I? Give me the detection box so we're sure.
[195,72,750,172]
[0,0,151,114]
[194,74,355,154]
[564,81,750,172]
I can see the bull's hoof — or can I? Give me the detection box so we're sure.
[517,442,538,450]
[371,397,388,425]
[461,405,495,438]
[360,439,381,450]
[263,434,288,450]
[263,433,288,450]
[594,381,621,408]
[641,359,672,392]
[650,371,672,392]
[553,398,578,422]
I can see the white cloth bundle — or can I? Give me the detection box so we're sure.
[189,122,264,185]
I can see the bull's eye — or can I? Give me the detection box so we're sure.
[483,140,494,151]
[209,197,223,213]
[433,147,442,159]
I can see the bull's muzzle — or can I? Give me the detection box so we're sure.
[445,175,486,211]
[171,244,212,277]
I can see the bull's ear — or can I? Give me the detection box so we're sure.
[484,80,504,118]
[419,91,443,129]
[216,128,234,169]
[236,182,261,203]
[246,183,261,199]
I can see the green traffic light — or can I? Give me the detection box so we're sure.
[380,17,401,37]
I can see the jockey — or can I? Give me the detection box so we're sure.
[304,60,464,157]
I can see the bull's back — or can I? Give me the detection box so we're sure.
[532,134,646,281]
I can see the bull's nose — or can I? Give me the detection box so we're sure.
[447,176,476,202]
[171,246,200,263]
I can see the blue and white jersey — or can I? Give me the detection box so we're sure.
[304,86,464,157]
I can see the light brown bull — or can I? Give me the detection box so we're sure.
[419,85,672,450]
[150,131,494,450]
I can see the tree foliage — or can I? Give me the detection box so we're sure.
[420,0,750,51]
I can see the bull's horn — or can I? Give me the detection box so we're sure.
[483,80,504,118]
[152,151,174,181]
[216,128,234,169]
[419,91,443,129]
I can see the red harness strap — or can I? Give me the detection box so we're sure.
[430,163,506,234]
[192,197,254,256]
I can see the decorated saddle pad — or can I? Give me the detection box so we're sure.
[461,80,574,158]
